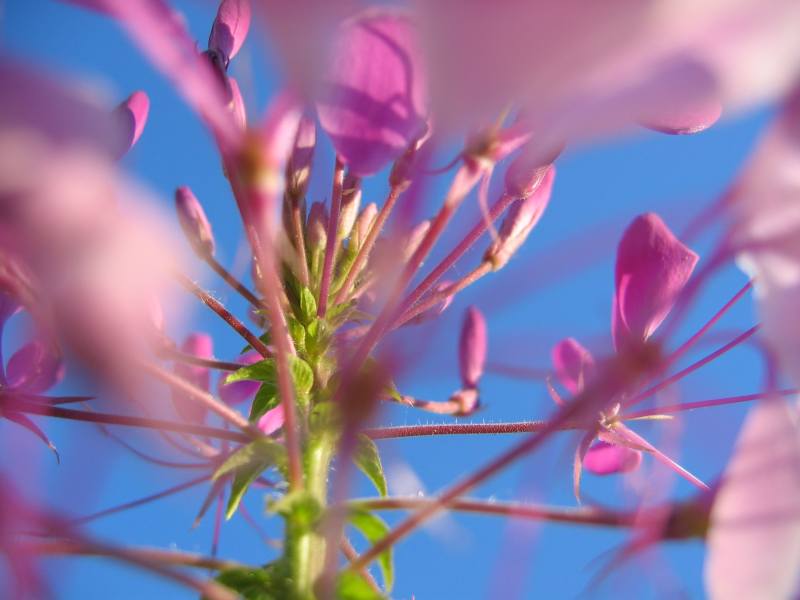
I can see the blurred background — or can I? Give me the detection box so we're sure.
[1,1,772,598]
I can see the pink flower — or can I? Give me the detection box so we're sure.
[112,90,149,158]
[582,440,642,476]
[551,337,595,396]
[257,404,285,435]
[208,0,252,66]
[459,306,487,389]
[218,351,262,405]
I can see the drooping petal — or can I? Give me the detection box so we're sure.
[458,306,487,389]
[316,9,428,176]
[208,0,251,63]
[613,213,698,350]
[218,351,261,405]
[551,337,595,395]
[257,404,285,435]
[705,399,800,599]
[172,333,213,423]
[5,340,64,394]
[583,440,642,475]
[113,90,149,158]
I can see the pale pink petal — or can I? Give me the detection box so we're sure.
[613,213,698,350]
[583,440,642,475]
[639,77,722,135]
[208,0,251,63]
[257,404,285,435]
[172,333,213,423]
[705,399,800,599]
[218,351,262,405]
[551,337,595,395]
[458,306,487,389]
[175,186,215,257]
[228,77,247,130]
[6,340,65,393]
[316,9,428,176]
[113,90,149,158]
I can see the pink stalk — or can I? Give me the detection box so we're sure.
[364,421,557,439]
[318,156,345,317]
[623,389,797,419]
[157,347,241,372]
[203,253,263,308]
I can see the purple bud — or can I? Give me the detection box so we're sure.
[307,201,329,250]
[459,306,487,389]
[175,186,215,257]
[6,339,65,393]
[338,173,362,240]
[173,333,213,423]
[208,0,251,64]
[389,127,430,192]
[504,144,558,199]
[113,90,149,158]
[485,166,554,270]
[286,116,316,201]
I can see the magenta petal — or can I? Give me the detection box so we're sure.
[640,80,722,135]
[583,441,642,476]
[6,340,65,394]
[551,337,595,395]
[316,10,428,176]
[257,404,285,435]
[612,213,698,350]
[458,306,487,389]
[0,292,20,327]
[705,399,800,599]
[218,351,261,405]
[113,90,149,157]
[208,0,251,62]
[172,333,213,422]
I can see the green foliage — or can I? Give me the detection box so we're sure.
[226,356,314,417]
[349,509,394,592]
[240,331,271,355]
[213,561,292,600]
[336,571,386,600]
[270,491,324,532]
[299,287,318,325]
[249,384,280,421]
[354,434,387,497]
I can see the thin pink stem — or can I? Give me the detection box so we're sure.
[623,389,797,419]
[158,346,242,371]
[364,421,557,439]
[204,253,263,309]
[318,156,345,317]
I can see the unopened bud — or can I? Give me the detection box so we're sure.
[286,116,316,201]
[389,126,430,192]
[484,166,555,270]
[459,306,487,389]
[175,186,215,257]
[353,202,378,248]
[401,220,430,262]
[208,0,251,65]
[339,174,362,240]
[449,388,479,416]
[504,142,562,199]
[307,201,328,251]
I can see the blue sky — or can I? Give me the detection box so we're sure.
[1,1,773,598]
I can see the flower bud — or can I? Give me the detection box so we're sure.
[113,90,149,158]
[401,220,430,262]
[484,166,554,270]
[338,173,362,241]
[352,202,378,248]
[389,126,430,192]
[306,201,328,251]
[449,388,479,416]
[208,0,251,65]
[459,306,487,389]
[286,116,316,202]
[504,148,554,199]
[175,186,215,257]
[6,339,65,393]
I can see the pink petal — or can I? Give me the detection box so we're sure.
[113,90,149,158]
[208,0,251,63]
[257,404,285,435]
[551,337,595,395]
[228,77,247,130]
[218,351,261,405]
[705,399,800,598]
[6,340,65,394]
[172,333,213,422]
[316,10,428,176]
[583,440,642,476]
[612,213,698,350]
[458,306,487,389]
[0,292,20,326]
[639,71,722,134]
[175,186,215,257]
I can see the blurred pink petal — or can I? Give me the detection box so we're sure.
[583,440,642,475]
[257,404,285,435]
[172,333,213,423]
[551,337,595,395]
[228,77,247,130]
[208,0,251,63]
[459,306,487,389]
[218,351,261,405]
[705,399,800,598]
[113,90,149,158]
[6,340,64,394]
[612,213,698,350]
[316,9,428,176]
[175,186,216,258]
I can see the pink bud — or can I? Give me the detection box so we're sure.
[113,90,149,158]
[582,440,642,475]
[172,333,213,423]
[401,220,430,262]
[551,337,595,396]
[208,0,251,64]
[286,115,316,201]
[218,351,261,405]
[612,213,698,350]
[389,127,430,192]
[175,186,215,257]
[459,306,487,389]
[503,143,559,199]
[257,404,285,435]
[485,166,554,270]
[306,201,329,250]
[6,339,65,393]
[338,173,362,240]
[353,202,378,248]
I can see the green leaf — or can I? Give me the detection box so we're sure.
[269,491,323,531]
[239,331,271,355]
[213,438,286,519]
[336,571,385,600]
[213,561,291,600]
[354,435,387,497]
[299,286,317,324]
[349,509,394,592]
[249,384,279,422]
[288,316,306,352]
[225,358,277,385]
[326,299,355,327]
[289,356,314,396]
